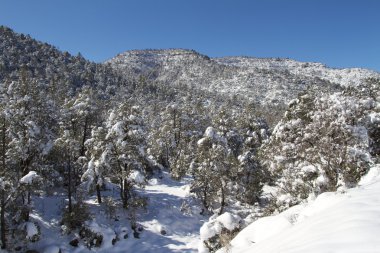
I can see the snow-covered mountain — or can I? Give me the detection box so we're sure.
[106,49,379,106]
[215,56,380,87]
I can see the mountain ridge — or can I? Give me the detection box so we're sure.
[106,48,380,107]
[2,25,379,108]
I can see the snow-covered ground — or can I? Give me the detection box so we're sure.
[10,165,380,253]
[25,171,204,253]
[217,164,380,253]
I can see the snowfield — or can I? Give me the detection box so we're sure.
[217,165,380,253]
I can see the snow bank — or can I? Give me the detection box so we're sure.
[226,215,291,250]
[222,165,380,253]
[359,164,380,186]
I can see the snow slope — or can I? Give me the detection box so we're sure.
[219,165,380,253]
[127,172,204,253]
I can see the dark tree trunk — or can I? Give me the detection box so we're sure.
[0,191,6,249]
[27,191,31,205]
[202,188,208,210]
[1,119,5,174]
[80,117,88,157]
[0,120,6,248]
[218,186,225,215]
[122,179,129,207]
[68,158,72,213]
[96,183,102,204]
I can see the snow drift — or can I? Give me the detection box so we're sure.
[218,164,380,253]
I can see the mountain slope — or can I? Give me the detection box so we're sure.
[215,57,380,87]
[106,49,379,106]
[0,26,129,96]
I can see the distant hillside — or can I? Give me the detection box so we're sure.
[0,26,128,96]
[107,49,379,106]
[2,25,378,108]
[215,56,380,87]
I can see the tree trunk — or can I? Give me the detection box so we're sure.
[0,120,7,248]
[218,186,225,215]
[119,177,125,205]
[0,191,6,249]
[27,191,31,205]
[1,119,5,176]
[96,183,102,204]
[80,117,88,157]
[68,158,72,213]
[122,179,129,207]
[202,188,208,210]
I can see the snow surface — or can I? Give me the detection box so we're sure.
[16,163,380,253]
[25,222,39,239]
[218,165,380,253]
[26,171,204,253]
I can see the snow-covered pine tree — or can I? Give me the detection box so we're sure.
[191,127,238,215]
[2,71,52,217]
[262,89,375,211]
[0,79,42,249]
[83,103,149,212]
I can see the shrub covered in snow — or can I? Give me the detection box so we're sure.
[199,212,242,253]
[61,198,90,231]
[79,221,117,249]
[19,171,40,185]
[261,82,379,211]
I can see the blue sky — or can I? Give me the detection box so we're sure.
[1,0,379,71]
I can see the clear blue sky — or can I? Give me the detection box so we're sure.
[1,0,379,71]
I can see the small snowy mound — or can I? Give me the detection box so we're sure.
[85,221,117,249]
[25,221,39,240]
[199,212,241,253]
[20,171,39,184]
[200,212,241,241]
[221,164,380,253]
